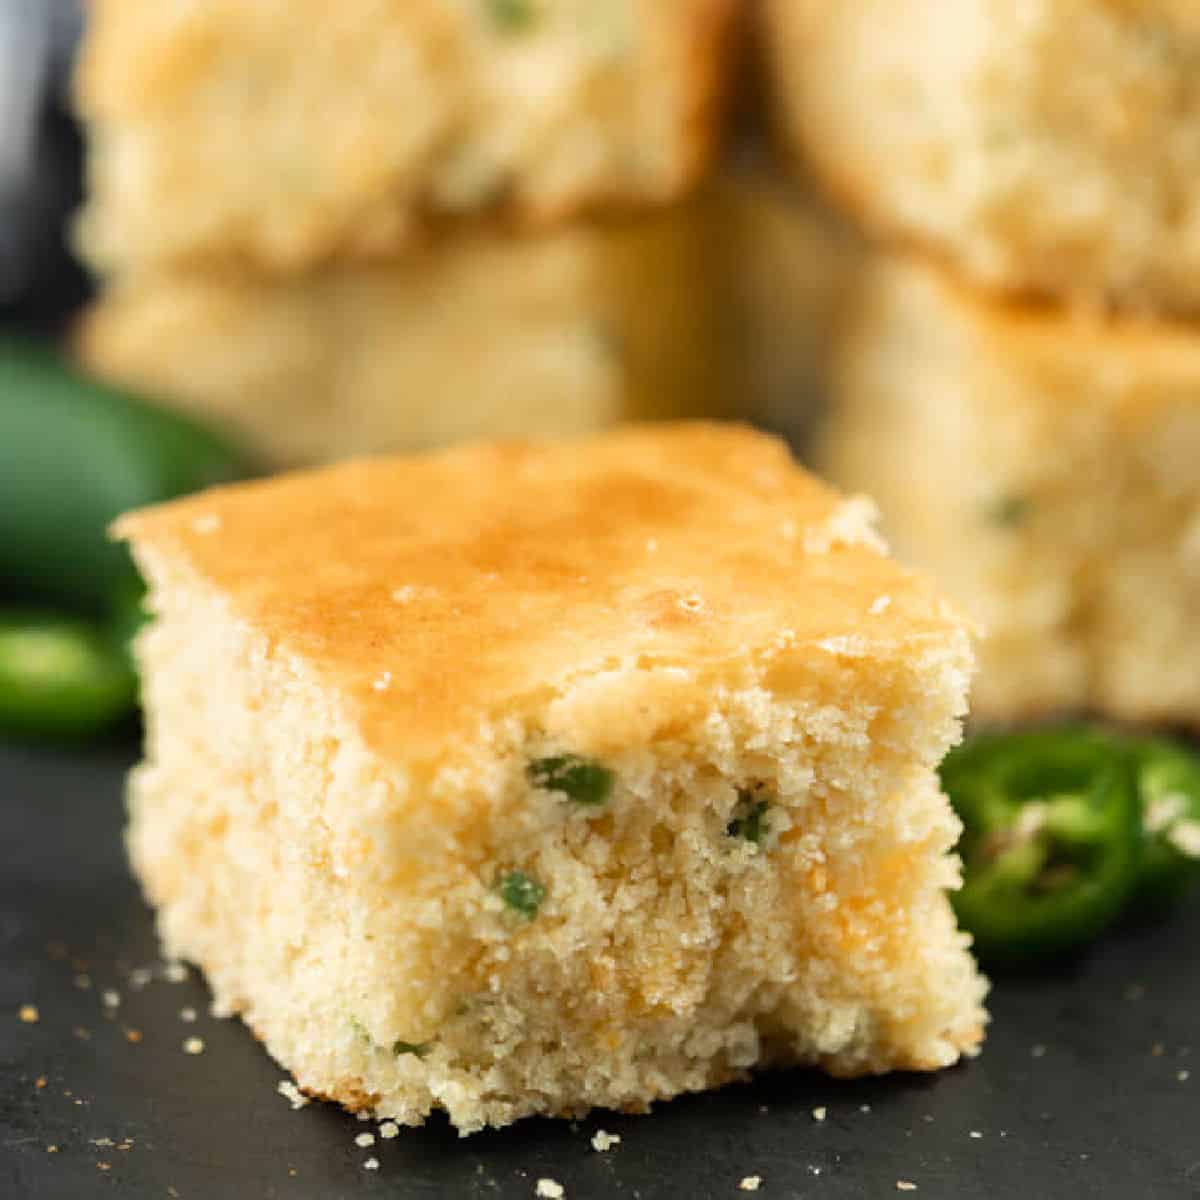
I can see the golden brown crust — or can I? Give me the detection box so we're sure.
[115,423,966,775]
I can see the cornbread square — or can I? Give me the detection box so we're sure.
[77,206,726,468]
[74,0,737,274]
[764,0,1200,313]
[115,423,986,1133]
[823,255,1200,726]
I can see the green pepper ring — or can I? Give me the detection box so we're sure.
[1128,738,1200,913]
[941,730,1143,968]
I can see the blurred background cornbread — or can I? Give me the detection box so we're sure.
[761,0,1200,728]
[823,255,1200,727]
[75,0,739,275]
[762,0,1200,314]
[77,199,729,467]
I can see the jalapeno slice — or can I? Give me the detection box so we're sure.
[0,612,137,740]
[940,730,1142,967]
[1129,738,1200,912]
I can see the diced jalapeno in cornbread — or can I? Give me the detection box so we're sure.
[499,871,546,918]
[528,755,615,806]
[486,0,535,33]
[728,792,770,846]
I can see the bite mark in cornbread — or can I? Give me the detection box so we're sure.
[115,423,986,1133]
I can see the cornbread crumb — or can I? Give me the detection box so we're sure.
[46,1145,58,1153]
[1178,1070,1190,1082]
[129,967,152,990]
[354,1133,375,1148]
[97,1161,111,1172]
[812,1107,827,1122]
[535,1181,565,1200]
[969,1131,982,1139]
[18,1005,39,1023]
[179,1007,197,1023]
[1031,1044,1047,1059]
[860,1105,872,1114]
[116,425,986,1134]
[277,1081,309,1110]
[897,1183,917,1193]
[183,1037,204,1055]
[739,1177,762,1192]
[363,1157,380,1172]
[590,1130,620,1152]
[379,1122,399,1140]
[124,1028,143,1044]
[35,1076,47,1089]
[101,989,120,1010]
[164,962,188,983]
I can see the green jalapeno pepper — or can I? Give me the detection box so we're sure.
[940,729,1142,966]
[1129,738,1200,912]
[0,612,137,740]
[0,336,248,610]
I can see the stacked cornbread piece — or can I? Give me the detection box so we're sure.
[73,0,740,465]
[116,423,987,1132]
[765,0,1200,726]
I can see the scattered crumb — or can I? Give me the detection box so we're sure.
[535,1181,565,1199]
[591,1130,621,1152]
[355,1133,375,1148]
[1031,1044,1047,1058]
[363,1157,380,1172]
[97,1162,111,1172]
[124,1028,143,1044]
[738,1176,762,1192]
[969,1131,982,1139]
[179,1007,197,1023]
[758,1105,769,1115]
[860,1104,872,1114]
[896,1183,917,1193]
[128,967,152,990]
[922,1114,934,1123]
[277,1081,309,1110]
[72,1026,92,1041]
[18,1005,39,1024]
[356,1110,372,1122]
[812,1106,827,1122]
[35,1076,47,1089]
[101,989,121,1010]
[1178,1070,1190,1082]
[1151,1043,1165,1057]
[379,1121,399,1139]
[92,1137,115,1148]
[73,974,92,990]
[183,1037,205,1055]
[191,514,222,535]
[164,962,188,984]
[46,1145,58,1154]
[288,1167,297,1177]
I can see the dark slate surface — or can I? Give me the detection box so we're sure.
[1,740,1197,1199]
